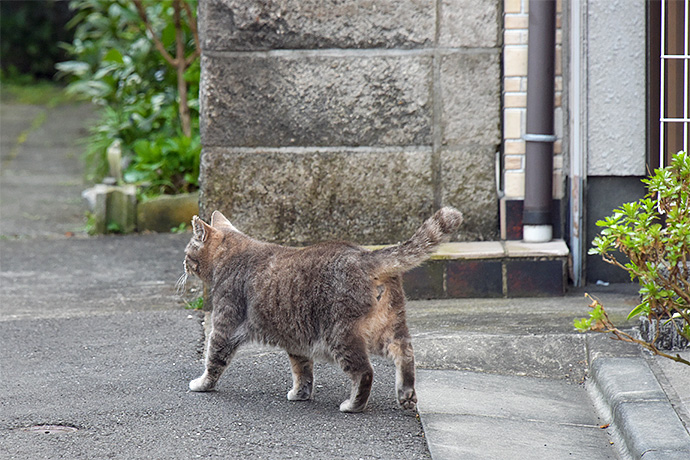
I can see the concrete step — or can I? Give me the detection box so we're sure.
[367,239,570,299]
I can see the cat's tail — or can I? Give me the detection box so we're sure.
[370,207,463,278]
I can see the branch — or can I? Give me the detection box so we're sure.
[181,0,201,65]
[585,296,690,366]
[132,0,177,66]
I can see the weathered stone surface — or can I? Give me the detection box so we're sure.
[439,0,501,48]
[441,147,498,241]
[201,53,433,148]
[199,147,434,244]
[136,192,199,233]
[198,0,435,51]
[83,184,137,234]
[198,2,504,245]
[440,51,502,146]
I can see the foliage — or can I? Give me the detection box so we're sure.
[170,222,189,234]
[576,151,690,365]
[185,296,203,310]
[0,75,76,107]
[0,1,74,79]
[57,0,200,196]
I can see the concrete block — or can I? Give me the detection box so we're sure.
[615,401,690,457]
[417,369,601,425]
[505,259,566,297]
[199,146,434,245]
[108,186,137,233]
[412,333,587,380]
[439,0,501,48]
[137,192,199,233]
[440,146,499,241]
[198,0,435,51]
[504,239,570,257]
[640,451,690,460]
[431,241,504,259]
[440,51,502,146]
[589,358,666,410]
[83,184,137,234]
[403,261,446,300]
[446,259,503,298]
[201,53,432,148]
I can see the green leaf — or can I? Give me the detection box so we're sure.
[627,302,649,320]
[574,317,591,332]
[102,48,124,64]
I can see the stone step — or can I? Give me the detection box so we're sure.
[366,240,570,299]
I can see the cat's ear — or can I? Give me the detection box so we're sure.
[211,210,240,233]
[191,215,211,242]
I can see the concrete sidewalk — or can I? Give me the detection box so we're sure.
[1,100,689,459]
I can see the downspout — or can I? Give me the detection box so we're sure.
[523,0,557,243]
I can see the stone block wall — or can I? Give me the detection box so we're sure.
[198,0,502,245]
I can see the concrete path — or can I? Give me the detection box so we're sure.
[0,102,92,237]
[2,98,689,459]
[417,370,613,459]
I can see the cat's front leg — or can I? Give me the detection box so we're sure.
[286,354,314,401]
[189,325,241,392]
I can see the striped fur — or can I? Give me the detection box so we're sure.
[182,207,462,413]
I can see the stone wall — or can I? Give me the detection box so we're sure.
[198,0,502,245]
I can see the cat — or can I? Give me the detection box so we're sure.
[180,207,463,413]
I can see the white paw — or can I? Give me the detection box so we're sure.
[189,377,212,392]
[339,399,353,412]
[287,388,311,401]
[339,399,365,413]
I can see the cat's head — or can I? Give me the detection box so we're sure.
[182,211,239,284]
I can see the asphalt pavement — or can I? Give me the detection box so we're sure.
[1,99,689,459]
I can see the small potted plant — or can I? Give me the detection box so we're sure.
[576,151,689,365]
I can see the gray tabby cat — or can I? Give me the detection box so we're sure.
[181,207,463,412]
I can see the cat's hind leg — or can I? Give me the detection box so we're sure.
[387,335,417,410]
[286,354,314,401]
[334,339,374,413]
[189,324,244,392]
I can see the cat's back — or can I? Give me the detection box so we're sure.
[251,240,374,308]
[263,240,370,280]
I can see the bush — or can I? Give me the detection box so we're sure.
[0,1,74,79]
[57,0,200,196]
[576,151,690,365]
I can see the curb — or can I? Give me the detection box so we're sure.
[588,357,690,459]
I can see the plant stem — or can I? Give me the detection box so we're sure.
[585,296,690,367]
[173,0,191,137]
[132,0,199,138]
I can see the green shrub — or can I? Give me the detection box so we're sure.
[576,151,689,365]
[0,1,74,79]
[57,0,200,196]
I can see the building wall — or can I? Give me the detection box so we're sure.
[575,0,648,283]
[585,0,646,177]
[198,0,502,245]
[502,0,565,201]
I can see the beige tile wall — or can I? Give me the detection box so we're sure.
[503,0,564,199]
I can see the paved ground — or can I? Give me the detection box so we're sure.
[1,98,689,459]
[0,102,90,238]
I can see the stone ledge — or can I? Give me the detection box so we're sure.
[365,239,570,299]
[366,240,569,260]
